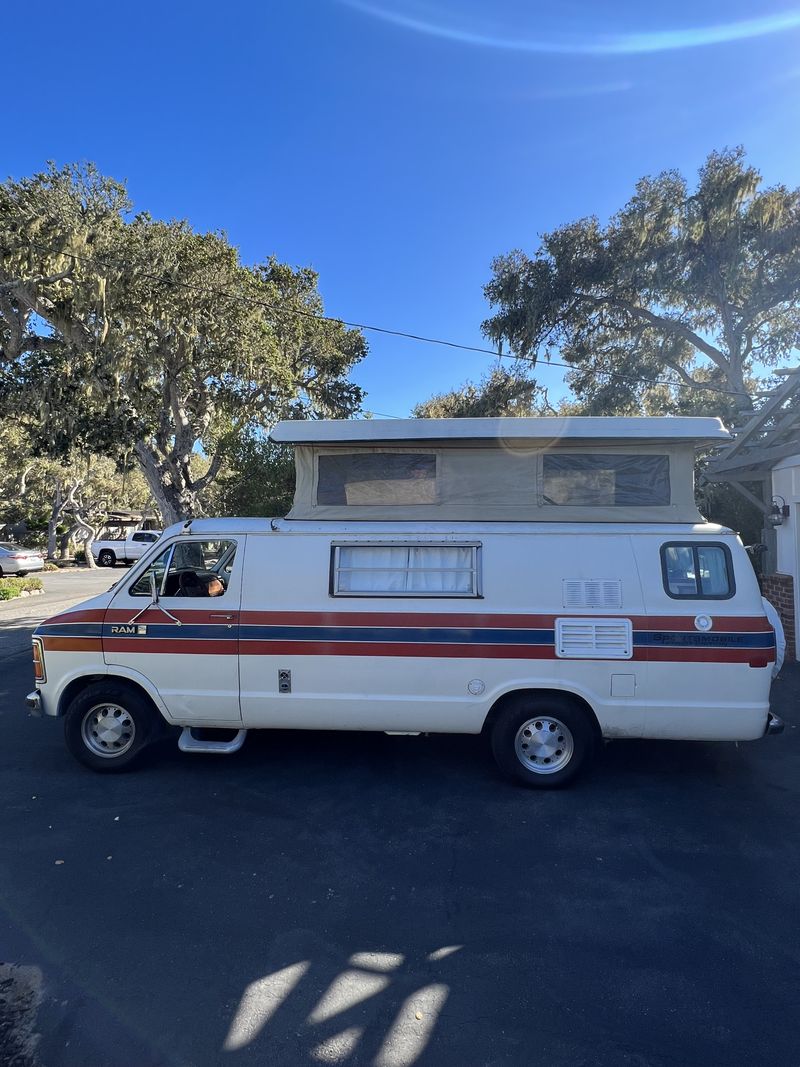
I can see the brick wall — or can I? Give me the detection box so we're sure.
[761,573,796,662]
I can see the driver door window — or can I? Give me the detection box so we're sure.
[129,540,237,598]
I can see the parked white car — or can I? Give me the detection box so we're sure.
[0,543,44,576]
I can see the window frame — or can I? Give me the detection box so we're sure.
[329,540,483,599]
[660,541,735,601]
[127,538,238,598]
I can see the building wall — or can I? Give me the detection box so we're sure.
[768,454,799,663]
[761,573,796,662]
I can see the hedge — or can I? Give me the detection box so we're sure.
[0,577,45,601]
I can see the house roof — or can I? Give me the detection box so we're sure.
[271,416,730,445]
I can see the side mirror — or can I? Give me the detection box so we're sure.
[149,570,160,603]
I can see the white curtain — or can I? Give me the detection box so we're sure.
[337,546,474,594]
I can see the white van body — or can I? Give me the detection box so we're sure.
[31,518,776,735]
[27,417,781,784]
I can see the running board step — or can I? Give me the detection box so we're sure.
[178,727,247,755]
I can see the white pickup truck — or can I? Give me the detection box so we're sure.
[90,530,162,568]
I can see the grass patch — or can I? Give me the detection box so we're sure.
[0,577,45,601]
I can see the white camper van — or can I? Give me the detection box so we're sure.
[27,417,783,788]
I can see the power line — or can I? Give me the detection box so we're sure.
[0,228,756,401]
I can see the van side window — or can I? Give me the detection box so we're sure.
[661,542,734,600]
[331,543,481,597]
[130,540,236,597]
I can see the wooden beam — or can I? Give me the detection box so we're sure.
[720,369,800,460]
[710,479,769,514]
[708,438,800,475]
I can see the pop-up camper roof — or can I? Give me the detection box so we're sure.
[271,416,730,523]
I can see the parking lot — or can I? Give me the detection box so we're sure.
[1,585,799,1066]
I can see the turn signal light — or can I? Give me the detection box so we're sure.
[32,638,46,684]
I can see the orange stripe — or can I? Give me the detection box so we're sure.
[42,637,103,652]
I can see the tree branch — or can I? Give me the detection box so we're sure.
[0,267,75,294]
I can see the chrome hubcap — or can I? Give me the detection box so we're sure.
[81,703,136,758]
[514,716,574,774]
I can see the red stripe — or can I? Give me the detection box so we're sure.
[239,610,560,628]
[644,647,775,664]
[106,639,237,655]
[634,615,772,632]
[104,607,234,625]
[46,609,106,625]
[238,610,771,633]
[48,606,771,633]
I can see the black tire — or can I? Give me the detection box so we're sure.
[64,682,155,772]
[17,570,28,577]
[490,694,596,789]
[97,550,116,568]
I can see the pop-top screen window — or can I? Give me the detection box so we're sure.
[542,454,671,507]
[317,453,436,506]
[332,543,480,597]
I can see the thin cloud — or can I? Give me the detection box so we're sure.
[340,1,800,56]
[521,80,634,101]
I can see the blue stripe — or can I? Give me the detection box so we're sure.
[102,623,225,640]
[239,625,555,645]
[634,631,775,649]
[38,623,103,638]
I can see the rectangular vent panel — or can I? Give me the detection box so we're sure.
[555,618,632,659]
[562,579,622,610]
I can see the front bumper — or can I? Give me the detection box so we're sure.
[765,712,784,736]
[26,690,42,717]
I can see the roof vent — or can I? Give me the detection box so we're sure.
[562,579,622,610]
[555,618,632,659]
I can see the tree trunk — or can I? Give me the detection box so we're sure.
[134,441,198,526]
[47,482,64,560]
[72,517,98,569]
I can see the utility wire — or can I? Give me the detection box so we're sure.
[0,229,757,401]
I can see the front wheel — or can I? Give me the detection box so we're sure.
[97,550,116,567]
[490,695,596,789]
[64,683,155,772]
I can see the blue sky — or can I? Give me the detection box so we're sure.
[9,1,800,415]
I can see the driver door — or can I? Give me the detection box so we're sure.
[104,536,243,722]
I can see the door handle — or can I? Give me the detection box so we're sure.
[209,612,236,621]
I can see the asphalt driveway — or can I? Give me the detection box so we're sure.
[0,570,118,658]
[0,613,798,1065]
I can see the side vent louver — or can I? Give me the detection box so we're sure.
[562,579,623,610]
[555,618,633,659]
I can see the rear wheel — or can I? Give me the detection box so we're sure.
[97,550,116,567]
[490,694,596,788]
[64,683,155,772]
